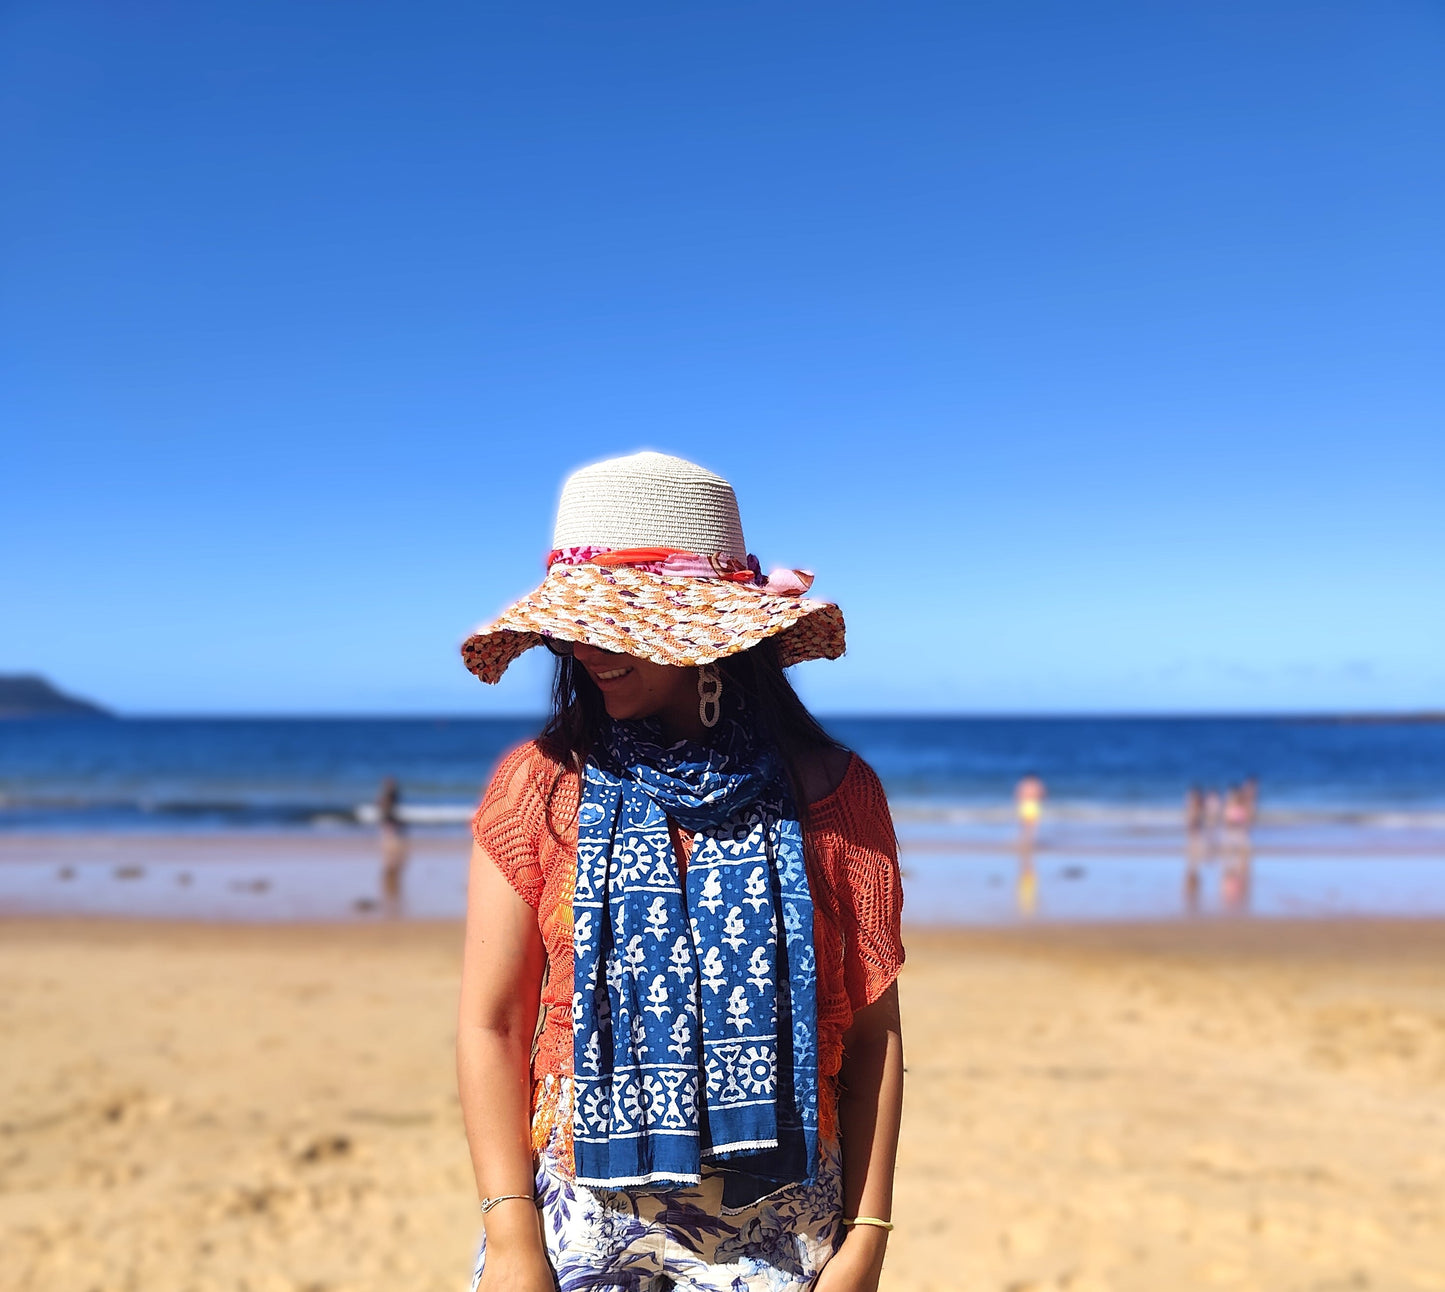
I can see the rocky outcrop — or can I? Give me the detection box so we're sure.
[0,674,112,718]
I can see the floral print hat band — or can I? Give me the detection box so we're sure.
[460,451,846,684]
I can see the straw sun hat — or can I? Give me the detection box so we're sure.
[460,452,846,684]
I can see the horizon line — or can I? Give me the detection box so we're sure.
[21,708,1445,723]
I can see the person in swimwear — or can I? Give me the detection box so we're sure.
[1015,773,1045,849]
[377,775,408,903]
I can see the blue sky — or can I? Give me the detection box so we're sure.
[4,2,1442,715]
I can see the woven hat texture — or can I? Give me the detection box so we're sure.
[461,452,845,684]
[553,452,748,560]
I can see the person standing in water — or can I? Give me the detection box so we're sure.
[1012,774,1045,918]
[1183,785,1206,913]
[377,776,408,900]
[1221,783,1254,914]
[1015,773,1045,849]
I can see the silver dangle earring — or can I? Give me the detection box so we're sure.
[697,663,722,728]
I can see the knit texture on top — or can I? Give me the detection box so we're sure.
[472,741,905,1165]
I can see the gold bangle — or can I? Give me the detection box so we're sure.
[843,1216,894,1231]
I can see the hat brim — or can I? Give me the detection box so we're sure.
[461,565,845,684]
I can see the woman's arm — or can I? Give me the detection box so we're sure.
[818,982,904,1292]
[456,840,553,1287]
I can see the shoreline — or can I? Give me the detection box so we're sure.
[5,825,1443,863]
[3,829,1444,925]
[6,910,1445,939]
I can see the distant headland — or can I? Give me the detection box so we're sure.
[0,675,113,719]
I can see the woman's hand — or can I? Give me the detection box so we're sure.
[813,1227,888,1292]
[476,1202,554,1292]
[475,1242,556,1292]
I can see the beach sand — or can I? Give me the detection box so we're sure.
[2,917,1442,1292]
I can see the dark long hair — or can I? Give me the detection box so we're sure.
[538,637,842,837]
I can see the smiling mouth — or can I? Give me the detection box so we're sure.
[595,666,632,682]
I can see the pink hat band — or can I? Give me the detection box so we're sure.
[548,545,815,597]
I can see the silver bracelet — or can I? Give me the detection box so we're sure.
[479,1193,534,1214]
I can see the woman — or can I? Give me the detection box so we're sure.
[457,452,905,1292]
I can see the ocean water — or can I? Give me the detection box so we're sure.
[1,715,1442,833]
[2,716,1442,922]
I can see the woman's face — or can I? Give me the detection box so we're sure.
[572,643,703,738]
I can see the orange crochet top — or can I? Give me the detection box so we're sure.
[472,740,906,1145]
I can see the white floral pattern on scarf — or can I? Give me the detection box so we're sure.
[572,719,818,1207]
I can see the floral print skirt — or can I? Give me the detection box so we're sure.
[471,1077,843,1292]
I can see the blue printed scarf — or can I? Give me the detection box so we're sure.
[571,717,819,1209]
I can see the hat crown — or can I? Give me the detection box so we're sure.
[552,451,748,561]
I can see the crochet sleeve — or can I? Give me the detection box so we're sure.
[471,741,555,909]
[833,758,906,1012]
